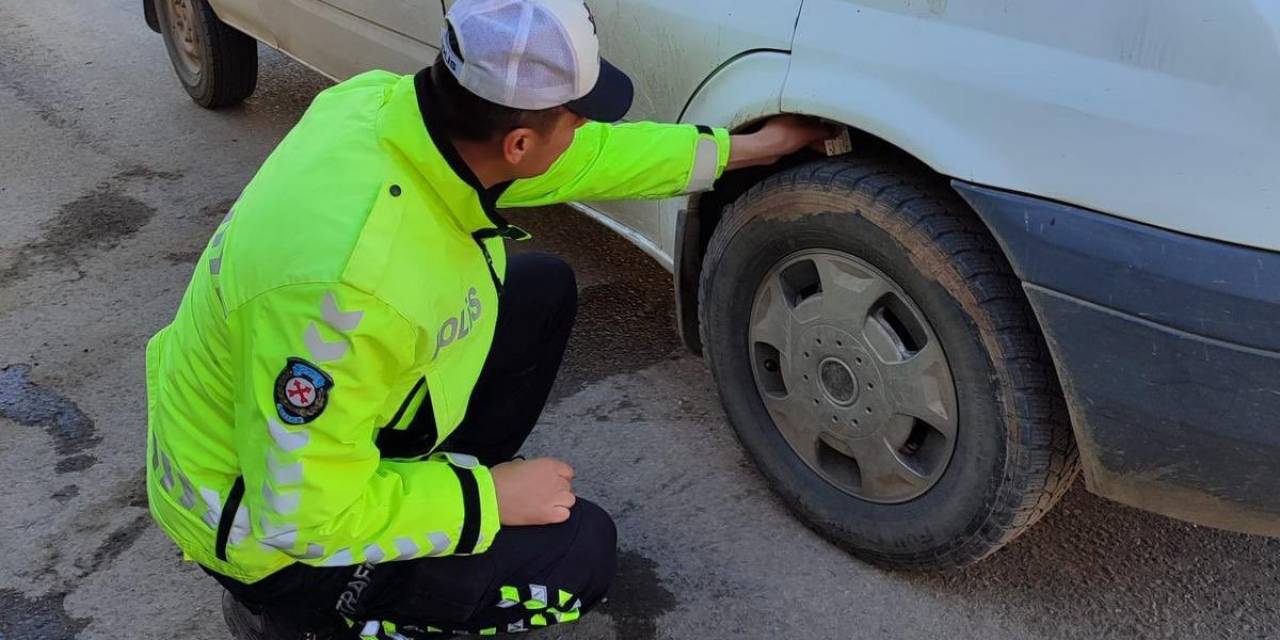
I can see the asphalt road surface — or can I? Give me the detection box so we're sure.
[2,2,1279,639]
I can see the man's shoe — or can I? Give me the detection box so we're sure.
[223,591,268,640]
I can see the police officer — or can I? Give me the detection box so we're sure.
[144,0,832,637]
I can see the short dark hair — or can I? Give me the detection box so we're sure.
[428,57,564,143]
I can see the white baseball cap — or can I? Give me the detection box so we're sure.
[441,0,634,122]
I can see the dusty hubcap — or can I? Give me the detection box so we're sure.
[748,250,958,503]
[167,0,202,77]
[818,358,858,406]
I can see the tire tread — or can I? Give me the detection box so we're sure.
[195,0,257,108]
[699,159,1080,570]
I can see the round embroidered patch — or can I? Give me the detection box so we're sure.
[274,357,334,425]
[284,377,317,407]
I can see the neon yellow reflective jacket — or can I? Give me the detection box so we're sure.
[144,69,731,583]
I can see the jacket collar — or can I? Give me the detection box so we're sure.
[376,70,513,237]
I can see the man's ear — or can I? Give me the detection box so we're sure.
[501,128,536,165]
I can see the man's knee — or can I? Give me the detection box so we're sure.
[508,252,578,317]
[566,499,617,608]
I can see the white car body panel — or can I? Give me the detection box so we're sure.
[206,0,1280,255]
[574,0,802,253]
[209,0,803,261]
[654,50,793,262]
[184,0,1280,536]
[204,0,278,47]
[784,0,1280,251]
[261,0,440,80]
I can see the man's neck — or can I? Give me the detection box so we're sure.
[453,138,515,190]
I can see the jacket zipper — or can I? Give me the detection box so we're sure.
[473,235,504,297]
[471,225,529,297]
[380,377,425,431]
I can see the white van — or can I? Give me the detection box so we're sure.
[146,0,1280,569]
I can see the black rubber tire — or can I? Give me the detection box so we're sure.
[699,158,1079,570]
[155,0,258,108]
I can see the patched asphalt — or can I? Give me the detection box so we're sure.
[2,2,1279,639]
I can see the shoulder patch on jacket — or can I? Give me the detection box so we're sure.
[274,357,334,425]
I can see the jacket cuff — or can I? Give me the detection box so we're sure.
[712,127,731,180]
[686,125,731,193]
[471,463,501,554]
[436,452,501,555]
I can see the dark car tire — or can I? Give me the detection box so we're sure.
[155,0,257,108]
[698,158,1079,570]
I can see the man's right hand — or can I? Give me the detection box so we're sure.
[491,457,576,526]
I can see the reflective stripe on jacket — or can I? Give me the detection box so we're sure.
[144,68,731,583]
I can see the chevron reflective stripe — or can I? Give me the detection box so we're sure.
[207,214,229,316]
[358,620,379,639]
[364,544,385,563]
[319,547,354,567]
[393,536,419,560]
[525,584,547,610]
[267,449,303,485]
[304,323,348,361]
[199,487,222,529]
[558,589,574,607]
[498,585,521,608]
[262,482,300,514]
[382,621,412,640]
[258,515,299,550]
[177,473,197,510]
[297,542,325,560]
[322,292,364,331]
[267,418,309,452]
[158,450,174,490]
[303,291,365,362]
[552,608,581,623]
[153,434,200,510]
[686,136,720,193]
[426,531,451,556]
[228,504,250,545]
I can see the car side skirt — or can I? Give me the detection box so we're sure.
[956,181,1280,536]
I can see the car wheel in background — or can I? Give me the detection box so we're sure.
[699,158,1079,570]
[155,0,257,108]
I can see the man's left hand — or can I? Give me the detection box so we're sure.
[726,115,841,171]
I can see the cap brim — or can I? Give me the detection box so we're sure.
[565,57,634,122]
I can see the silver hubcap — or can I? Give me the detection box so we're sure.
[748,251,958,503]
[167,0,202,77]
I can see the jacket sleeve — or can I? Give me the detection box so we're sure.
[497,121,731,207]
[227,283,501,567]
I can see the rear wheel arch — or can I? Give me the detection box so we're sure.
[677,123,951,353]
